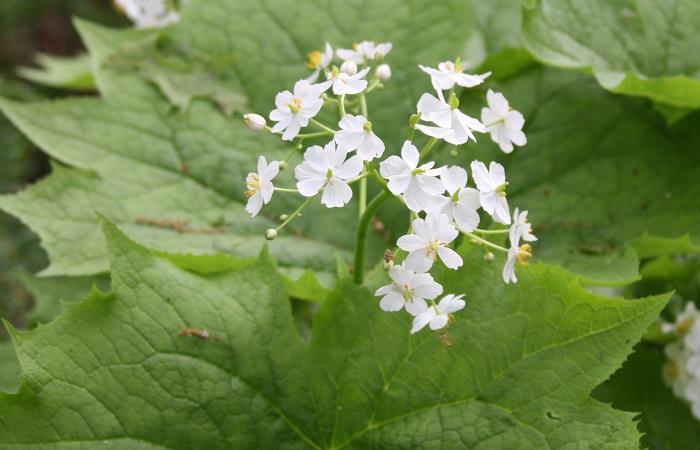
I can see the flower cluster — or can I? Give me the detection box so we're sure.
[242,41,534,334]
[114,0,181,29]
[663,302,700,420]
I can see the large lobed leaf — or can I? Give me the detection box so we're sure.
[522,0,700,110]
[0,220,668,448]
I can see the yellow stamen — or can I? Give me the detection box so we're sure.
[245,174,260,198]
[517,244,532,265]
[678,318,694,335]
[288,97,302,113]
[306,50,322,69]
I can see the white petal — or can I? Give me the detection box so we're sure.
[405,251,434,273]
[387,174,411,196]
[487,89,509,116]
[440,166,468,195]
[397,234,426,252]
[493,196,511,225]
[417,93,452,127]
[428,314,449,330]
[281,118,302,141]
[470,160,493,191]
[245,193,263,217]
[335,155,363,180]
[400,141,419,168]
[489,161,506,185]
[296,176,326,197]
[438,294,466,314]
[338,113,364,131]
[437,246,463,269]
[404,297,428,316]
[412,274,443,299]
[379,155,408,179]
[415,124,453,140]
[389,265,414,285]
[453,202,480,232]
[357,132,385,160]
[379,293,405,312]
[411,310,435,334]
[321,179,353,207]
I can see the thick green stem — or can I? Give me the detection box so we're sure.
[354,191,390,284]
[419,137,438,160]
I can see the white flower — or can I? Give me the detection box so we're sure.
[375,63,392,81]
[470,160,511,225]
[337,41,392,64]
[334,114,385,160]
[305,43,334,83]
[115,0,180,29]
[503,222,532,284]
[397,213,463,272]
[481,89,527,153]
[270,80,324,141]
[243,113,266,131]
[431,166,481,232]
[664,342,693,398]
[511,208,537,243]
[685,319,700,353]
[686,380,700,420]
[415,93,485,145]
[294,141,362,208]
[662,302,699,335]
[419,60,489,91]
[374,263,443,316]
[379,141,444,212]
[411,294,466,334]
[318,66,370,96]
[245,156,279,217]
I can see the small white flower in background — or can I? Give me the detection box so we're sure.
[686,380,700,420]
[115,0,180,29]
[662,302,699,335]
[243,113,267,131]
[415,93,486,145]
[686,319,700,353]
[502,222,532,284]
[431,166,481,232]
[511,208,537,243]
[295,141,362,208]
[337,41,392,64]
[481,89,527,154]
[334,114,385,161]
[379,141,445,212]
[470,160,511,225]
[245,156,279,217]
[411,294,466,334]
[305,42,334,83]
[419,60,489,92]
[397,213,463,272]
[375,63,392,81]
[374,263,443,316]
[270,80,325,141]
[318,64,370,96]
[664,342,693,398]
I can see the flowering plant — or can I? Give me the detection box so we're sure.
[243,41,534,334]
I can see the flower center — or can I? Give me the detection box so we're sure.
[517,244,532,265]
[677,318,694,335]
[245,174,260,198]
[426,240,441,260]
[325,168,334,180]
[495,182,508,197]
[411,168,425,176]
[402,285,413,301]
[363,120,372,132]
[454,57,463,73]
[288,97,303,113]
[306,50,322,69]
[450,190,460,202]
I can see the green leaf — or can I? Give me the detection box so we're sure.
[594,345,700,450]
[18,272,110,325]
[0,220,668,448]
[459,67,700,285]
[17,53,96,91]
[522,0,700,109]
[0,342,20,394]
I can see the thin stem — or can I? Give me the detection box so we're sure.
[309,118,337,134]
[473,228,510,235]
[273,187,298,193]
[346,171,370,184]
[276,196,314,232]
[297,131,332,141]
[419,137,438,160]
[354,190,390,284]
[359,93,368,117]
[338,95,346,117]
[458,228,508,253]
[365,79,383,94]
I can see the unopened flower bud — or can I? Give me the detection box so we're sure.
[375,63,391,81]
[265,229,278,240]
[340,60,357,75]
[243,113,266,131]
[450,147,458,157]
[279,214,289,221]
[279,161,288,170]
[484,252,495,262]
